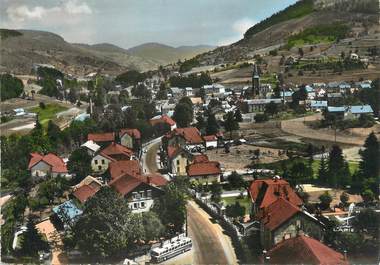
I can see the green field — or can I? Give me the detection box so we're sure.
[30,103,68,126]
[222,196,251,214]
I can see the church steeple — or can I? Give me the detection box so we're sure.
[252,64,260,97]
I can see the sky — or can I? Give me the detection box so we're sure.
[0,0,297,49]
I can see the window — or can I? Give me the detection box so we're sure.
[101,159,105,164]
[140,191,145,198]
[140,202,146,208]
[133,203,138,209]
[176,160,180,165]
[177,167,180,173]
[296,220,301,228]
[98,166,102,170]
[94,160,98,165]
[132,192,138,200]
[147,190,152,198]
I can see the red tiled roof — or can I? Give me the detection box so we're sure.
[119,129,141,139]
[193,154,209,163]
[100,142,133,160]
[73,183,101,203]
[109,175,142,196]
[28,152,68,173]
[249,178,303,209]
[150,115,176,127]
[109,160,141,180]
[167,145,180,159]
[168,127,204,144]
[187,161,221,177]
[203,135,217,141]
[146,173,168,187]
[88,132,115,142]
[259,198,301,231]
[267,235,349,265]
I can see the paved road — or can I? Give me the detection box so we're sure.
[143,137,238,265]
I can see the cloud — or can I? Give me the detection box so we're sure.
[4,0,92,26]
[218,18,256,46]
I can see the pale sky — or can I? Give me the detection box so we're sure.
[0,0,297,48]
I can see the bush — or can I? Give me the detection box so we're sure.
[254,113,269,123]
[319,191,332,210]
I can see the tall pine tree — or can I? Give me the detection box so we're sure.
[359,132,379,179]
[327,145,348,188]
[18,218,49,257]
[319,155,328,185]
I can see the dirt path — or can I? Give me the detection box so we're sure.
[280,114,370,146]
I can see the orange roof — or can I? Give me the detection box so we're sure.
[109,175,143,196]
[88,132,115,142]
[150,114,176,127]
[109,160,141,180]
[146,173,168,187]
[203,135,217,141]
[267,235,349,265]
[167,145,181,159]
[28,152,68,173]
[193,154,209,163]
[249,178,303,209]
[168,127,204,144]
[259,198,301,231]
[187,161,221,177]
[100,142,133,160]
[73,184,101,203]
[119,128,141,139]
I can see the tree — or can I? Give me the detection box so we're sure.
[358,78,380,117]
[327,145,348,188]
[254,113,269,123]
[206,113,218,135]
[358,132,379,180]
[352,209,379,234]
[47,120,61,144]
[340,192,349,206]
[173,103,193,128]
[179,97,193,109]
[132,83,151,99]
[228,171,245,189]
[265,101,279,117]
[0,74,24,101]
[234,108,243,122]
[72,187,142,258]
[290,161,310,185]
[210,181,222,204]
[319,191,332,210]
[67,88,78,103]
[224,111,239,138]
[67,147,92,183]
[141,212,165,242]
[153,183,187,235]
[361,189,374,204]
[18,218,49,257]
[225,202,245,219]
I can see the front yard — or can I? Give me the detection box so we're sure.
[222,196,251,215]
[29,103,68,127]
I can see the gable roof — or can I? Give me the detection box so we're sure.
[109,160,141,180]
[28,152,68,173]
[267,235,349,265]
[150,114,176,127]
[81,140,101,153]
[88,132,115,142]
[119,128,141,139]
[249,178,303,209]
[193,154,209,163]
[73,184,101,203]
[259,198,301,231]
[187,161,221,177]
[100,142,133,160]
[109,173,165,196]
[145,173,168,187]
[168,127,204,144]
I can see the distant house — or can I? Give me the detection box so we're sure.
[203,84,226,94]
[164,127,204,151]
[109,172,166,213]
[81,140,101,156]
[266,235,348,265]
[327,105,374,120]
[248,178,303,216]
[190,97,203,105]
[166,146,193,176]
[28,153,68,180]
[170,87,183,99]
[87,132,115,146]
[327,92,343,105]
[257,197,324,249]
[203,135,218,149]
[186,160,222,183]
[91,143,134,173]
[241,99,282,113]
[185,87,193,97]
[119,129,141,152]
[108,160,142,180]
[150,114,177,131]
[308,100,328,111]
[161,102,176,115]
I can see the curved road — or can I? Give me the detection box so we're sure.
[142,137,238,265]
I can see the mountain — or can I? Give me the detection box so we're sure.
[127,42,215,65]
[0,29,214,75]
[195,0,380,66]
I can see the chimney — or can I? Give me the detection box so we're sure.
[147,175,151,184]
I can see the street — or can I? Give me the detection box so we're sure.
[143,137,238,265]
